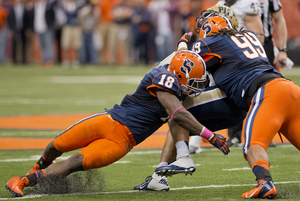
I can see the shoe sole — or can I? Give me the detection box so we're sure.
[155,167,196,177]
[265,194,276,199]
[5,185,23,197]
[133,187,170,191]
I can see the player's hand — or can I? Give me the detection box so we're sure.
[276,51,287,68]
[208,133,230,155]
[177,32,193,48]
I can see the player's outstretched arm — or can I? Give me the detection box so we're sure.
[156,89,230,155]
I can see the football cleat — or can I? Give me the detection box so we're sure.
[189,145,202,154]
[26,160,55,175]
[155,153,196,177]
[242,180,277,199]
[133,173,170,191]
[5,176,30,197]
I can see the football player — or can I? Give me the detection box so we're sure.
[134,6,246,191]
[5,48,229,197]
[188,16,300,199]
[189,4,244,152]
[212,0,265,147]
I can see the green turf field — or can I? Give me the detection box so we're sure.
[0,64,300,200]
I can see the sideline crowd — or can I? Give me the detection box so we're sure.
[0,0,215,68]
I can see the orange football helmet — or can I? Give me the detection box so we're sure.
[169,50,207,96]
[199,16,234,38]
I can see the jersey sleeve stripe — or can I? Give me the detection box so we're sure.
[146,85,176,97]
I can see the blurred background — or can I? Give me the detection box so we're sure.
[0,0,299,68]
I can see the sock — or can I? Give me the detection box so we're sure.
[158,162,168,167]
[175,141,189,155]
[26,169,46,186]
[36,151,54,169]
[189,136,202,148]
[252,160,272,182]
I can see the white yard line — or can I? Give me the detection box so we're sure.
[0,150,163,162]
[0,181,299,200]
[1,148,299,199]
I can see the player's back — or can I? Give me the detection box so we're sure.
[107,65,184,144]
[191,30,281,110]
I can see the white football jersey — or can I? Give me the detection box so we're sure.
[216,0,261,30]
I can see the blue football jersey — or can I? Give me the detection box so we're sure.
[107,65,186,144]
[191,31,282,110]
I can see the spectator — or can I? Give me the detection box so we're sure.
[201,0,218,10]
[174,0,198,45]
[34,0,56,68]
[53,0,67,64]
[107,0,133,65]
[78,0,100,65]
[7,0,27,64]
[97,0,119,65]
[132,0,152,65]
[23,0,34,64]
[61,0,85,68]
[148,0,175,63]
[0,0,9,64]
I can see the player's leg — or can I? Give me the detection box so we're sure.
[155,120,195,177]
[189,135,202,154]
[134,128,183,191]
[133,132,172,191]
[27,113,111,175]
[26,140,60,175]
[279,82,300,151]
[6,113,135,197]
[242,80,291,199]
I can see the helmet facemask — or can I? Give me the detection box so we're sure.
[194,9,219,34]
[181,71,207,97]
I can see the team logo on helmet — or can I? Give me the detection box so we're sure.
[169,50,207,96]
[180,59,194,76]
[200,16,234,38]
[210,5,239,28]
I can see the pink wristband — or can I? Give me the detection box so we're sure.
[200,127,214,140]
[170,106,185,120]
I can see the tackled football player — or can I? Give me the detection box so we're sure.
[5,49,229,197]
[188,16,300,199]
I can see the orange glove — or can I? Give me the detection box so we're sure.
[177,32,193,49]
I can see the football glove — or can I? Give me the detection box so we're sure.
[209,134,230,155]
[177,32,193,48]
